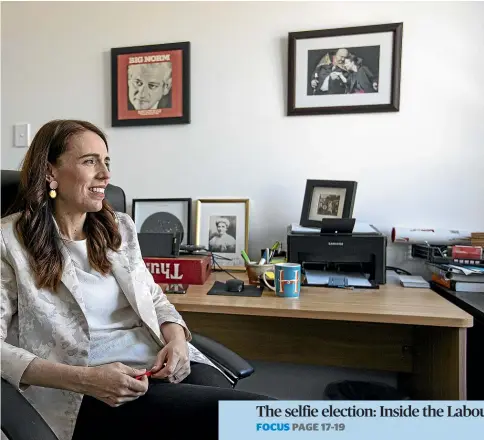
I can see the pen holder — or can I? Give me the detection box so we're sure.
[245,262,275,285]
[260,249,286,258]
[260,249,287,264]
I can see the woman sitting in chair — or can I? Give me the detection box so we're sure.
[0,120,269,440]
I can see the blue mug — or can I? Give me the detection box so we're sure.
[262,263,301,298]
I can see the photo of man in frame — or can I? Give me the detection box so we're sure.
[127,62,173,110]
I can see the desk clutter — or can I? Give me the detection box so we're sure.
[427,261,484,293]
[134,180,390,294]
[133,181,483,295]
[401,231,484,293]
[241,217,386,294]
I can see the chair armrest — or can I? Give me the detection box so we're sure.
[190,333,254,383]
[1,378,58,440]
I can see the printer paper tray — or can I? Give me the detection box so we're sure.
[304,270,378,289]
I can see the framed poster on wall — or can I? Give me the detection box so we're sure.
[111,42,190,126]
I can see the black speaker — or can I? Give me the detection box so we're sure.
[137,232,181,258]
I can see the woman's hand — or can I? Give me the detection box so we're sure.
[150,339,190,383]
[81,362,149,407]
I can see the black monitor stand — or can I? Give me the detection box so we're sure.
[320,218,355,234]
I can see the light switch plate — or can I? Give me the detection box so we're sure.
[14,123,30,147]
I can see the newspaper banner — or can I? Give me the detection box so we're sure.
[219,401,483,440]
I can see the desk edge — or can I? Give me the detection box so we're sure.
[169,301,473,328]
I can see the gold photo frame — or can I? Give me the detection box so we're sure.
[195,199,250,271]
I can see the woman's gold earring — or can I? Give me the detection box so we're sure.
[49,181,58,199]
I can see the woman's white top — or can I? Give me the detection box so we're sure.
[63,239,160,369]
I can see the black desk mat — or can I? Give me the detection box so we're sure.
[207,281,263,297]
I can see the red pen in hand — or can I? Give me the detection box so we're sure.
[135,371,152,380]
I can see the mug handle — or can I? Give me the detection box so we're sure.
[262,272,276,291]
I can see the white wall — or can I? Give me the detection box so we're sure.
[2,1,484,265]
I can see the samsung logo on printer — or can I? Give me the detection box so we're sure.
[328,242,344,246]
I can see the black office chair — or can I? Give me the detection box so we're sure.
[1,169,254,440]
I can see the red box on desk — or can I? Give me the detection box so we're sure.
[143,255,212,285]
[449,245,483,260]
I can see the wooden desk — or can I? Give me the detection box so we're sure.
[165,273,473,400]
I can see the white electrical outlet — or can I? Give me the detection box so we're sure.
[14,123,31,147]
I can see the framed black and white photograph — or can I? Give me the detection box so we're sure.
[196,199,250,270]
[300,180,357,228]
[288,23,403,116]
[132,198,192,245]
[208,215,237,254]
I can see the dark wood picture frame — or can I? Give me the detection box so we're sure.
[132,198,192,245]
[111,42,190,127]
[300,180,357,228]
[288,22,403,116]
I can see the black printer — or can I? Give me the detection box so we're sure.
[287,221,387,285]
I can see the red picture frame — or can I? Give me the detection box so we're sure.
[111,42,190,126]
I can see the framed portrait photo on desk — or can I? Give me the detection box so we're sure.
[300,179,357,228]
[195,199,250,271]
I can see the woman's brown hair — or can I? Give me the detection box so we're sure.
[11,119,122,291]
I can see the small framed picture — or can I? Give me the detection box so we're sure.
[300,180,357,228]
[111,41,190,127]
[287,22,403,116]
[195,199,250,271]
[132,198,192,245]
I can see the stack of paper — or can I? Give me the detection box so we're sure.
[398,275,430,289]
[305,270,372,287]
